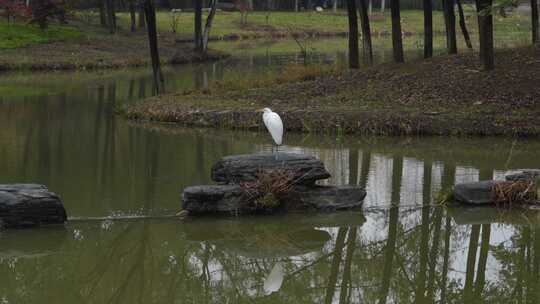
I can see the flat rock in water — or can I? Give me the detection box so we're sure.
[453,181,498,205]
[505,169,540,182]
[182,184,366,215]
[211,153,331,185]
[0,184,67,228]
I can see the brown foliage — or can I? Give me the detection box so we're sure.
[493,180,539,207]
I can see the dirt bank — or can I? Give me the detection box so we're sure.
[124,48,540,137]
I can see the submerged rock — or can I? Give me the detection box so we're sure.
[211,153,331,185]
[453,181,498,205]
[0,184,67,228]
[182,184,366,215]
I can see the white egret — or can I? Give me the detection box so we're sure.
[258,108,283,152]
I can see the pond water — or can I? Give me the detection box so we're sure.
[1,39,540,303]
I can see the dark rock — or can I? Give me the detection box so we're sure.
[0,184,67,228]
[453,181,498,205]
[182,184,365,215]
[505,169,540,182]
[211,153,331,185]
[182,185,246,215]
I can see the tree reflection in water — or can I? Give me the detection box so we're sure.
[2,58,540,303]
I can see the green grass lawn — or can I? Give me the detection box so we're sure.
[114,7,531,39]
[0,8,533,51]
[0,21,81,49]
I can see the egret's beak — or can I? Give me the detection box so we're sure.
[255,108,264,113]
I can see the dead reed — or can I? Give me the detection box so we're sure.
[493,180,539,207]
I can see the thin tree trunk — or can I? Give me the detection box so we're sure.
[194,0,203,51]
[358,0,373,64]
[349,149,359,185]
[423,0,433,58]
[443,0,457,53]
[378,156,402,304]
[531,0,539,44]
[463,225,481,303]
[129,1,137,32]
[339,228,357,304]
[359,149,371,189]
[456,0,473,49]
[440,215,452,304]
[415,162,432,303]
[202,0,218,53]
[324,228,348,304]
[476,0,494,70]
[333,0,338,13]
[390,0,404,62]
[99,0,107,26]
[144,0,164,94]
[295,0,298,12]
[474,224,491,299]
[381,0,385,13]
[346,0,360,68]
[426,207,443,301]
[138,1,146,28]
[105,0,116,33]
[369,0,372,15]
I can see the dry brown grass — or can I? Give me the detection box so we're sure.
[493,180,539,207]
[240,169,297,209]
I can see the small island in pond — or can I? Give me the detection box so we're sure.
[182,153,367,215]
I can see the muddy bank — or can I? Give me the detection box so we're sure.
[125,48,540,137]
[0,29,228,71]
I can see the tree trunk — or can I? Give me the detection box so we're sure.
[457,0,473,49]
[202,0,218,53]
[378,156,402,304]
[369,0,372,15]
[474,224,491,299]
[129,1,136,32]
[532,0,539,44]
[333,0,338,13]
[463,225,481,303]
[324,228,348,304]
[144,0,165,94]
[358,0,373,64]
[440,215,452,304]
[339,228,357,304]
[423,0,432,58]
[390,0,404,62]
[476,0,494,70]
[346,0,360,68]
[138,1,146,28]
[295,0,298,12]
[381,0,385,13]
[194,0,203,51]
[443,0,457,54]
[99,0,107,26]
[105,0,116,34]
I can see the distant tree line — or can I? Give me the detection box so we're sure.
[345,0,540,70]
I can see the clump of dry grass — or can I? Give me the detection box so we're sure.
[240,169,296,209]
[493,180,539,207]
